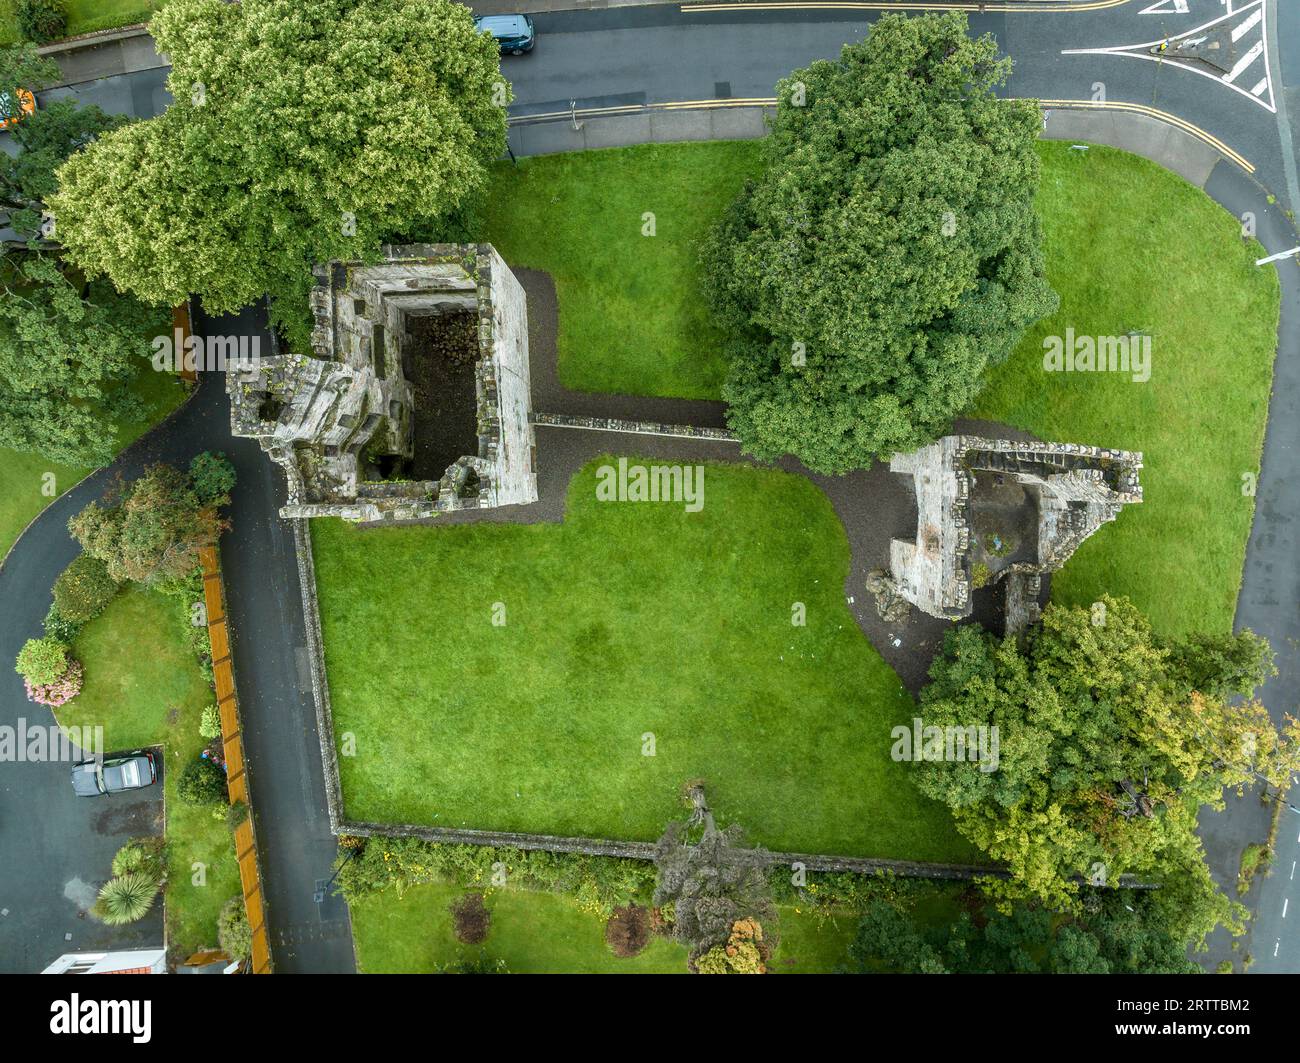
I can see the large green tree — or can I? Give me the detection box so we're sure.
[49,0,508,341]
[911,596,1295,946]
[702,13,1057,473]
[0,44,159,467]
[0,255,166,465]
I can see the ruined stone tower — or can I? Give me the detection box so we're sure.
[228,244,536,522]
[881,436,1143,632]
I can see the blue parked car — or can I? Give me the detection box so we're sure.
[474,14,535,56]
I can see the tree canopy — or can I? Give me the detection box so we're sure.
[69,462,228,584]
[0,44,159,467]
[0,255,167,465]
[912,596,1294,945]
[702,13,1057,473]
[49,0,509,340]
[847,892,1201,974]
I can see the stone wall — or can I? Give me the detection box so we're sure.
[888,435,1143,621]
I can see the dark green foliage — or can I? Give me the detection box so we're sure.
[702,13,1056,472]
[1162,629,1276,703]
[42,604,82,644]
[177,758,227,807]
[16,0,66,44]
[847,893,1200,974]
[847,899,948,974]
[52,553,120,624]
[0,257,167,466]
[111,836,167,881]
[188,451,237,508]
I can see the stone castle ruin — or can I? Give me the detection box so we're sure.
[875,436,1143,633]
[228,244,536,522]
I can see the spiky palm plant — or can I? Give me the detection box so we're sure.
[92,873,159,925]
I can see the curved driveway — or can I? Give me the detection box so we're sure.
[3,0,1297,973]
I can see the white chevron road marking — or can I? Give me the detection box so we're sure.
[1062,0,1276,114]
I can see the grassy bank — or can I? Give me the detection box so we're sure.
[70,586,239,958]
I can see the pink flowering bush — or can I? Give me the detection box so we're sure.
[25,660,84,707]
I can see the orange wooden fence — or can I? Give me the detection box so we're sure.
[200,544,272,974]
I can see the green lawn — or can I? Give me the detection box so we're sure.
[972,142,1278,636]
[483,141,763,398]
[481,139,1278,638]
[350,883,857,974]
[0,0,164,43]
[313,459,975,862]
[69,586,239,959]
[0,369,188,562]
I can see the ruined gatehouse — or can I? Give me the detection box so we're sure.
[874,436,1143,633]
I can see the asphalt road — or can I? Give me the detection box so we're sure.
[5,0,1298,973]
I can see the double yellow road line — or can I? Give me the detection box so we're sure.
[684,1,1132,13]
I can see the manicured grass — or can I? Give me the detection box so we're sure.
[482,141,763,398]
[482,140,1278,638]
[0,0,164,43]
[350,883,857,974]
[972,142,1278,637]
[69,586,239,959]
[314,459,975,862]
[0,369,188,562]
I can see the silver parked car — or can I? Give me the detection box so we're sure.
[71,750,157,797]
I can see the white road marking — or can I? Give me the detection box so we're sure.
[1232,6,1262,41]
[1276,939,1281,957]
[1283,897,1289,918]
[1061,0,1276,114]
[1256,246,1300,265]
[1140,0,1188,12]
[1223,40,1264,85]
[1291,860,1296,880]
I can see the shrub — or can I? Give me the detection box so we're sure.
[692,918,768,974]
[112,837,167,880]
[199,704,222,740]
[16,636,69,685]
[42,604,83,644]
[218,898,252,961]
[225,800,250,832]
[189,451,237,508]
[92,873,159,925]
[23,659,84,707]
[448,892,490,944]
[17,0,66,44]
[333,836,656,917]
[605,904,651,958]
[177,758,228,806]
[52,553,120,624]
